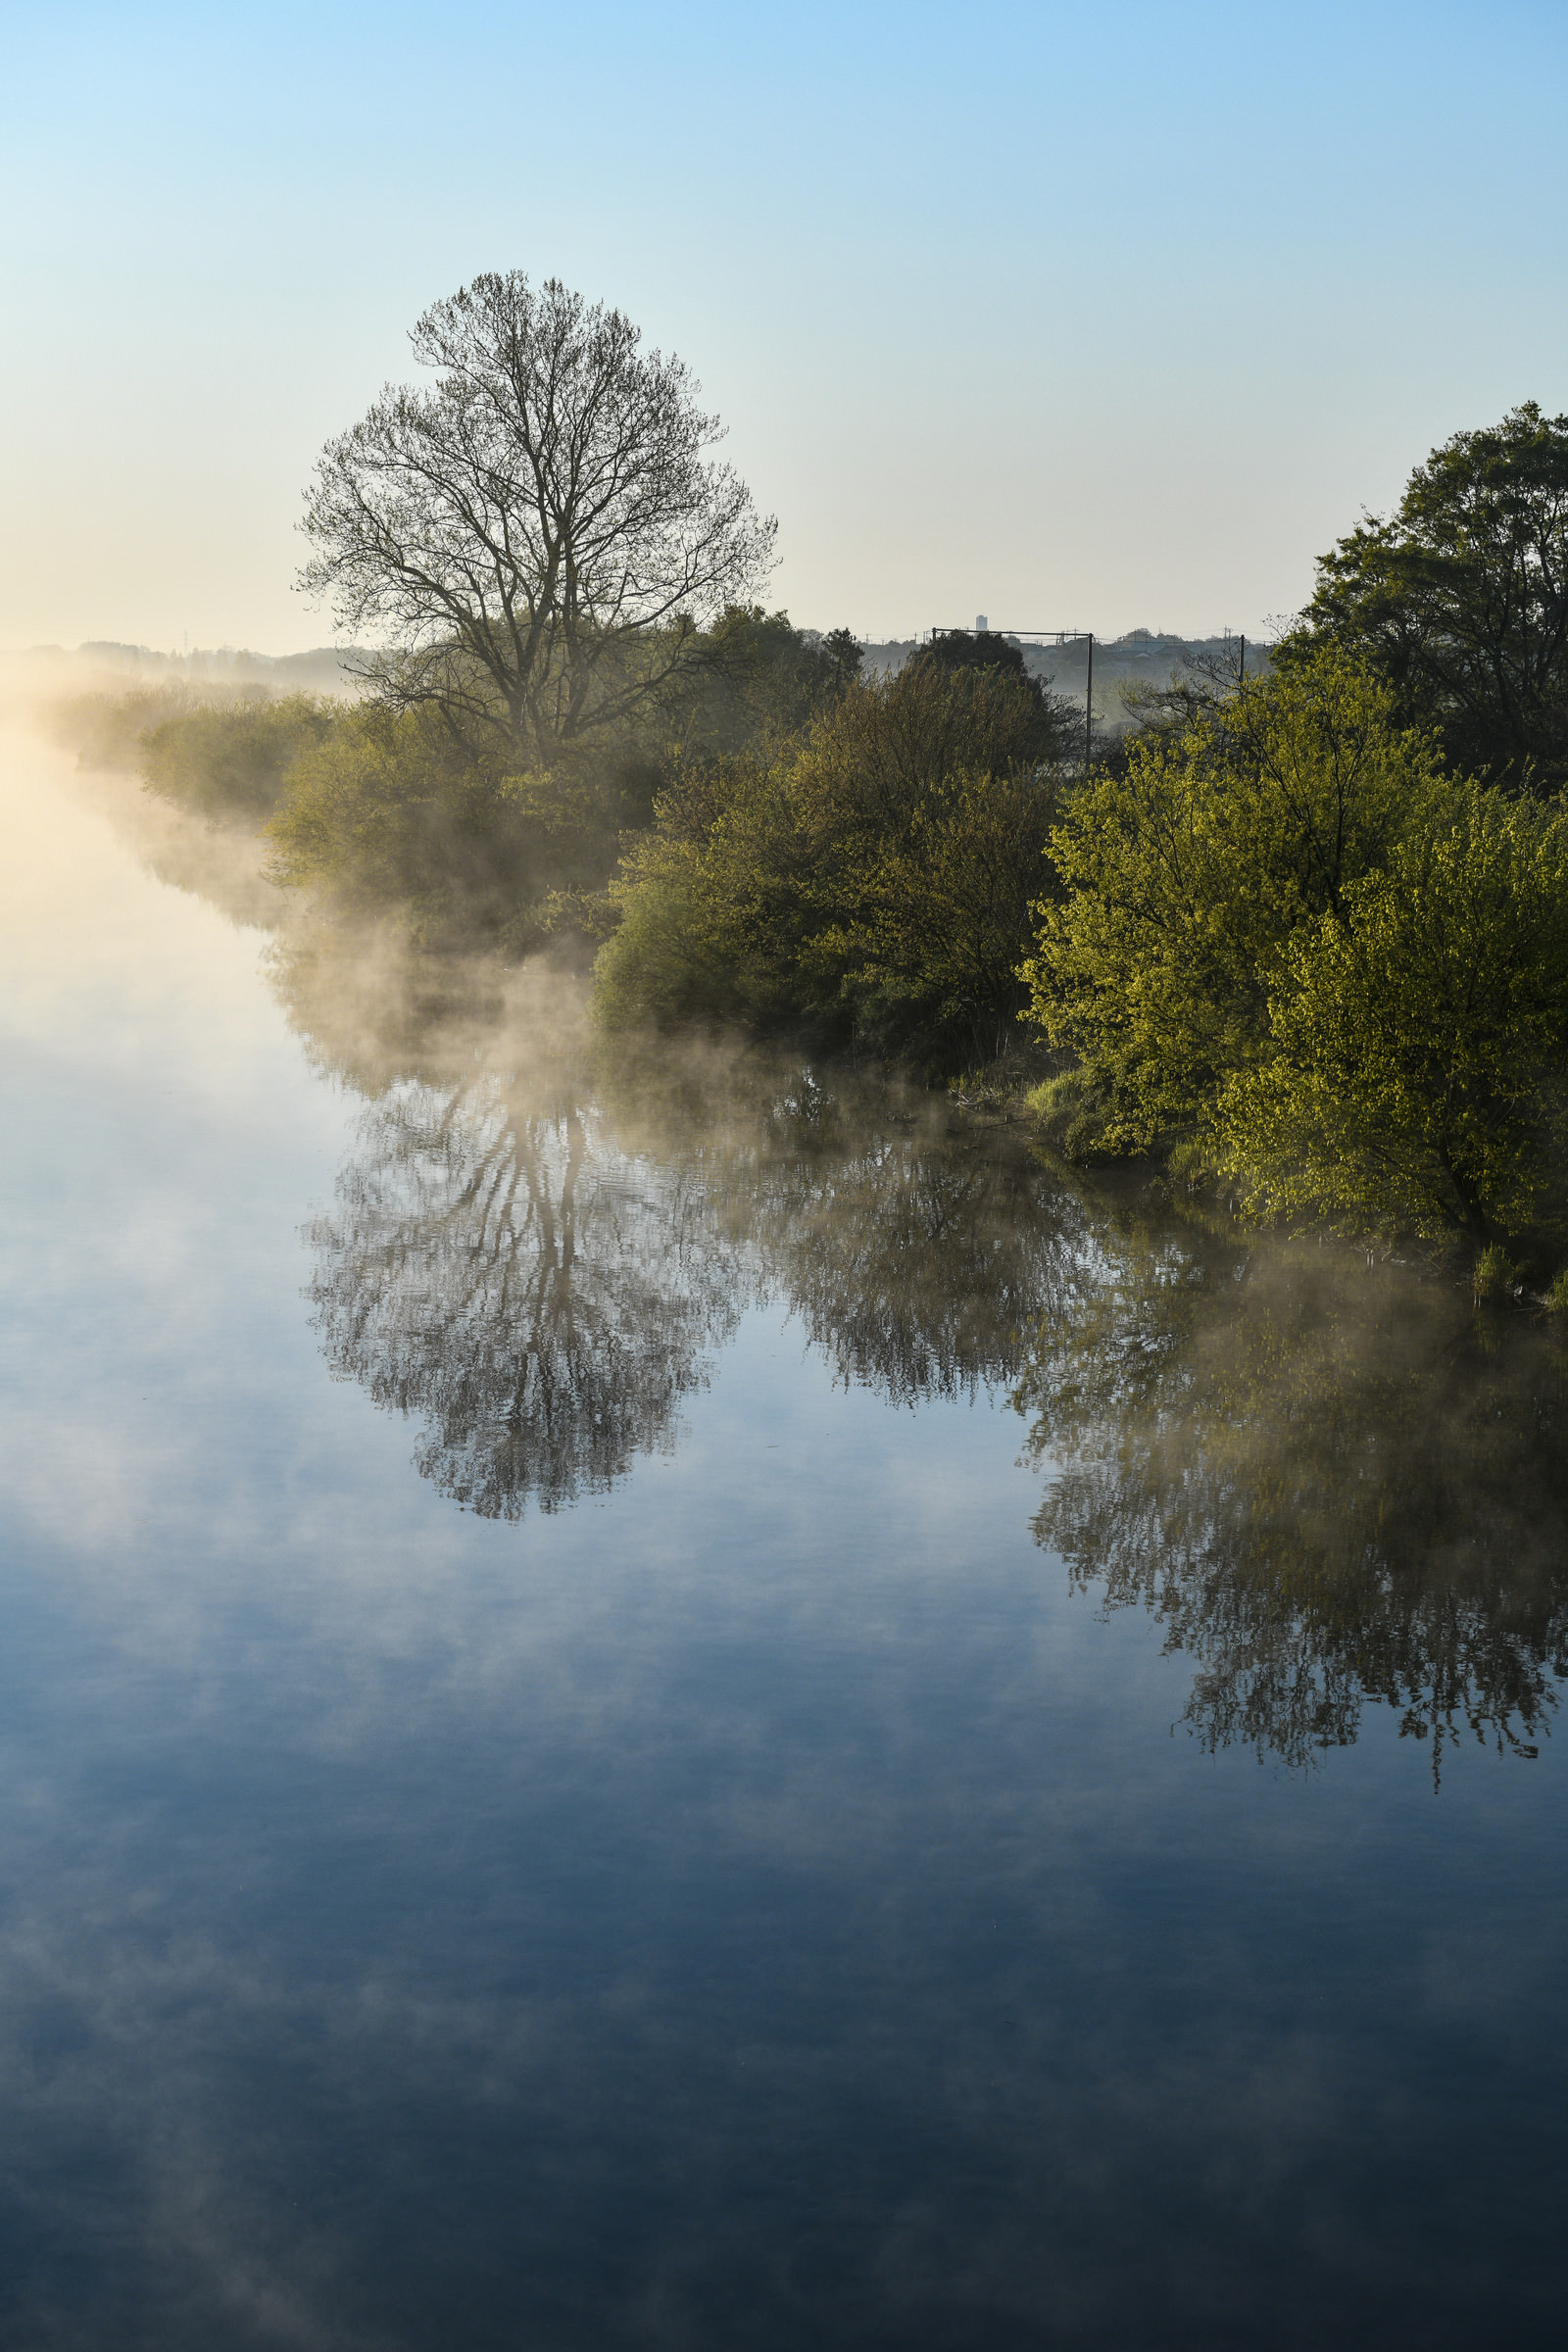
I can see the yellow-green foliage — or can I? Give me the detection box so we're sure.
[268,703,626,948]
[1020,653,1443,1147]
[140,693,335,819]
[1213,785,1568,1243]
[592,662,1061,1065]
[1025,645,1568,1254]
[1472,1245,1524,1304]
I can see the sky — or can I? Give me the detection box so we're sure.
[3,0,1567,653]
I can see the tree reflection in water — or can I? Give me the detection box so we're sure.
[1016,1209,1568,1776]
[616,1058,1084,1403]
[298,936,1568,1775]
[308,1079,742,1516]
[757,1105,1072,1403]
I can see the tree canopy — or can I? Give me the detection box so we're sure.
[1213,784,1568,1246]
[300,272,777,760]
[912,628,1030,681]
[1289,402,1568,790]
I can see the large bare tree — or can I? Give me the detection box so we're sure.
[299,272,776,760]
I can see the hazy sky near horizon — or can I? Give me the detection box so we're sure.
[4,0,1566,652]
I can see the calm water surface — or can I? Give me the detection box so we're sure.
[1,732,1565,2348]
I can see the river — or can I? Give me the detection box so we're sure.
[1,728,1564,2348]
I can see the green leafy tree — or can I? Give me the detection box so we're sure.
[267,702,629,950]
[589,748,811,1031]
[1214,783,1568,1245]
[1289,402,1568,790]
[660,607,862,756]
[907,627,1078,762]
[800,767,1062,1064]
[593,658,1065,1065]
[1020,652,1442,1147]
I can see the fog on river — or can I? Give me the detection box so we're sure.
[1,720,1565,2350]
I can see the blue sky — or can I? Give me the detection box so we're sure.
[3,0,1566,649]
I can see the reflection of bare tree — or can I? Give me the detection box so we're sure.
[1017,1218,1568,1776]
[308,1079,742,1515]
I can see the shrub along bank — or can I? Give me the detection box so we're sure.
[140,692,335,820]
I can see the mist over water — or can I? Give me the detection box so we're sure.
[2,717,1567,2347]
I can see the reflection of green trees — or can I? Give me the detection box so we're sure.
[1016,1211,1568,1775]
[745,1101,1077,1404]
[556,1053,1085,1404]
[778,1141,1064,1401]
[303,975,1568,1780]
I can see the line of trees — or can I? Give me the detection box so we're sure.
[59,268,1568,1277]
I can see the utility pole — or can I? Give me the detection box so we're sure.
[1238,633,1246,691]
[1084,632,1094,767]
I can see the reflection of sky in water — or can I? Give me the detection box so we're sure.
[1,734,1566,2348]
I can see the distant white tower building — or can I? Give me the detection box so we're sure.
[974,612,988,631]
